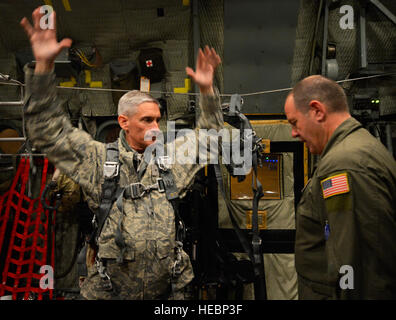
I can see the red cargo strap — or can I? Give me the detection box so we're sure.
[0,157,55,300]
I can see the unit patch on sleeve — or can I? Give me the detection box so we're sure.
[321,173,350,199]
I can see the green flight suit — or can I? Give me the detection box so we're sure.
[23,66,224,299]
[295,117,396,299]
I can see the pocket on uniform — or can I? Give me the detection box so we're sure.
[123,249,135,261]
[154,239,174,279]
[156,239,172,260]
[123,240,136,261]
[80,271,115,300]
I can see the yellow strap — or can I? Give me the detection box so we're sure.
[173,78,191,93]
[85,70,103,88]
[62,0,72,11]
[59,76,76,87]
[44,0,71,10]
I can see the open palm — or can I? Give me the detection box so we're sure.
[186,46,221,92]
[21,7,72,64]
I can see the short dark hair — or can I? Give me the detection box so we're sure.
[290,75,349,113]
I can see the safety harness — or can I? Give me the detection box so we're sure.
[86,140,185,291]
[82,97,267,299]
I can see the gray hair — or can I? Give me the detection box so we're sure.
[117,90,160,116]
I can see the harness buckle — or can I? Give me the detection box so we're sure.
[91,214,97,229]
[103,161,119,179]
[156,156,172,171]
[157,178,165,193]
[251,237,262,246]
[172,241,184,277]
[242,130,256,142]
[129,182,146,199]
[95,257,113,291]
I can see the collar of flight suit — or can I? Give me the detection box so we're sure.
[119,129,145,174]
[120,129,135,153]
[320,117,363,159]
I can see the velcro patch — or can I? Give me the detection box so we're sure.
[321,173,350,199]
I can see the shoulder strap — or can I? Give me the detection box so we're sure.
[91,140,121,244]
[156,155,186,243]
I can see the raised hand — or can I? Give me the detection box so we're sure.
[202,46,221,71]
[20,7,72,74]
[186,46,221,95]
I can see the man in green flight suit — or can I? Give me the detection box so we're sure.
[285,75,396,299]
[21,7,223,299]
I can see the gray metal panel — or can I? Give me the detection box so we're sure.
[224,0,300,114]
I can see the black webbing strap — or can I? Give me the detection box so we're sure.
[115,189,127,264]
[77,243,88,277]
[160,166,179,201]
[158,161,185,243]
[112,151,185,264]
[218,94,267,299]
[215,162,267,299]
[214,164,254,262]
[251,150,267,299]
[91,141,121,245]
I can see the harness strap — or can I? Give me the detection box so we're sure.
[218,94,267,299]
[90,141,120,245]
[114,188,127,264]
[156,158,185,244]
[251,150,267,300]
[156,155,186,280]
[214,164,255,264]
[94,140,185,276]
[112,153,185,264]
[123,179,166,199]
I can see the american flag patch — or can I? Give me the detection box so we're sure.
[321,173,350,199]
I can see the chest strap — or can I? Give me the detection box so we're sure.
[119,156,178,200]
[123,178,165,199]
[114,155,184,264]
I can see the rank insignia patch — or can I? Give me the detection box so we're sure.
[321,173,350,199]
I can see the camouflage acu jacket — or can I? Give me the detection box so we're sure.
[24,67,223,298]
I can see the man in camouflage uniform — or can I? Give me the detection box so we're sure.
[285,75,396,299]
[21,8,223,299]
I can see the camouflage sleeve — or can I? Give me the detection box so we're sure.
[170,90,223,198]
[195,88,224,131]
[24,66,105,201]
